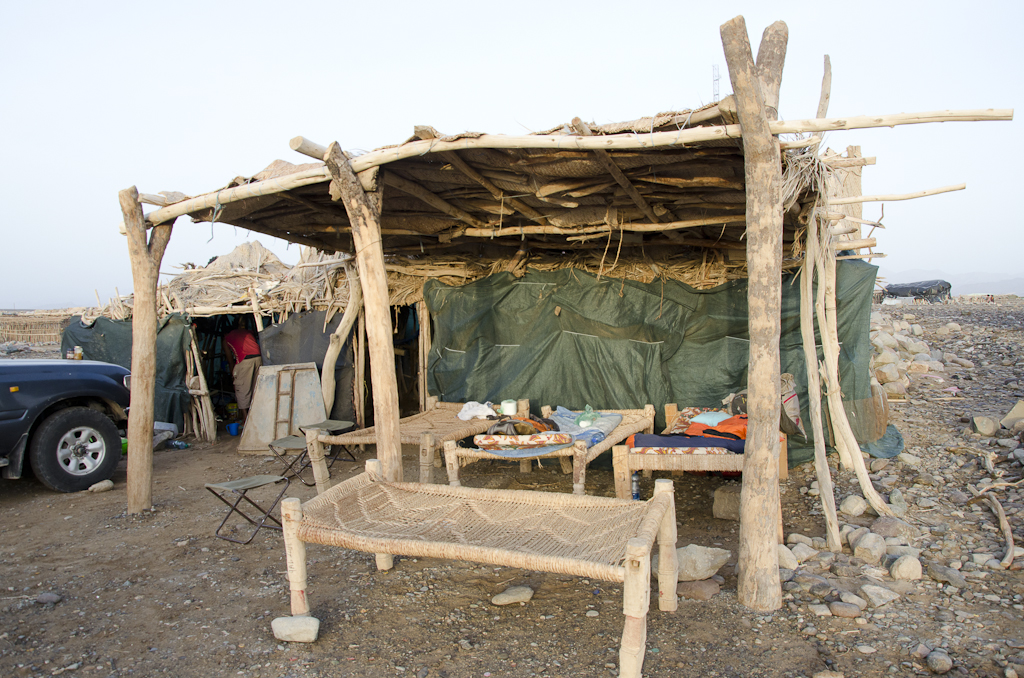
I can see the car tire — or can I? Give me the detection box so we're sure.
[29,407,121,493]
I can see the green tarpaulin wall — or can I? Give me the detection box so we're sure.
[62,314,191,431]
[424,260,879,467]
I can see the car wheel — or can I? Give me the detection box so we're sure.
[29,407,121,492]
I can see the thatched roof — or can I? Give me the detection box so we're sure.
[144,102,823,269]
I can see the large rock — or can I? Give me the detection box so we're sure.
[791,543,819,563]
[840,495,869,517]
[883,381,907,397]
[874,348,899,366]
[272,616,320,643]
[777,544,799,570]
[875,363,901,384]
[860,584,900,608]
[677,579,720,601]
[829,601,862,618]
[840,591,868,610]
[926,650,953,674]
[712,484,741,521]
[871,516,920,541]
[889,555,923,580]
[1001,401,1024,429]
[492,586,534,605]
[926,563,968,589]
[872,332,899,350]
[676,545,731,582]
[848,527,870,549]
[853,533,886,565]
[972,416,999,437]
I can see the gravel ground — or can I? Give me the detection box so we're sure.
[2,300,1024,677]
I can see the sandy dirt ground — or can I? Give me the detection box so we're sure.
[2,300,1024,678]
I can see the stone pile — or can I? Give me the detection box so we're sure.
[869,310,971,398]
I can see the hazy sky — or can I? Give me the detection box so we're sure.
[2,1,1019,309]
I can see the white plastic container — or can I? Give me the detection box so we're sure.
[500,399,517,415]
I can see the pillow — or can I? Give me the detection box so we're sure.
[690,411,732,426]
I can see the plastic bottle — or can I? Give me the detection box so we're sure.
[168,440,189,450]
[631,472,640,500]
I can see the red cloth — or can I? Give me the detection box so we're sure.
[224,329,260,365]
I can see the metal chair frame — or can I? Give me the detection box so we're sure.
[206,475,290,544]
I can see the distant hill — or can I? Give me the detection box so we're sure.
[876,267,1024,297]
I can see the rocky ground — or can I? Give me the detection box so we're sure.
[1,299,1024,678]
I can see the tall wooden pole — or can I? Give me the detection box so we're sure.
[323,143,403,482]
[119,186,172,514]
[721,15,785,612]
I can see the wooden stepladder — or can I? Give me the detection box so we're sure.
[273,366,302,442]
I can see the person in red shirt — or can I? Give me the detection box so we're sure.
[224,324,262,424]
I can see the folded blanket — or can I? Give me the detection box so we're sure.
[631,433,745,454]
[474,433,574,450]
[471,408,624,458]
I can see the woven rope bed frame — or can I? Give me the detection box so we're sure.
[314,398,529,484]
[443,405,656,495]
[279,459,679,678]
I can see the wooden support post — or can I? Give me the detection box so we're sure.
[721,15,784,612]
[417,300,431,412]
[355,312,366,430]
[321,262,362,414]
[654,479,679,612]
[619,538,651,678]
[815,234,893,516]
[281,497,310,616]
[120,186,172,514]
[249,287,265,332]
[325,143,404,482]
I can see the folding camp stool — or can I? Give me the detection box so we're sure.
[205,475,290,544]
[270,420,356,486]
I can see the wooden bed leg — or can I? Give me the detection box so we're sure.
[281,497,310,616]
[654,479,678,612]
[419,433,434,484]
[305,428,330,495]
[443,441,462,486]
[613,445,630,499]
[620,538,651,678]
[520,459,533,474]
[571,441,587,495]
[557,457,572,475]
[364,459,395,570]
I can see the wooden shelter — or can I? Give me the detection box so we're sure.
[118,17,1011,610]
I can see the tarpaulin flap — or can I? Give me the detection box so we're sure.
[424,261,879,467]
[62,314,191,431]
[259,310,354,422]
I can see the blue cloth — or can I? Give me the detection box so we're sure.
[473,408,624,459]
[632,433,745,454]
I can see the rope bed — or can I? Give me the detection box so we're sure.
[315,399,529,484]
[444,406,656,495]
[279,459,679,678]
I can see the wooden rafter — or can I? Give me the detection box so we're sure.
[571,117,661,224]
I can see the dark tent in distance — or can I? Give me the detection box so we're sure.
[884,280,951,302]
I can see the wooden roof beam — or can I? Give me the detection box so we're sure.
[382,171,485,229]
[571,117,662,224]
[411,127,549,226]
